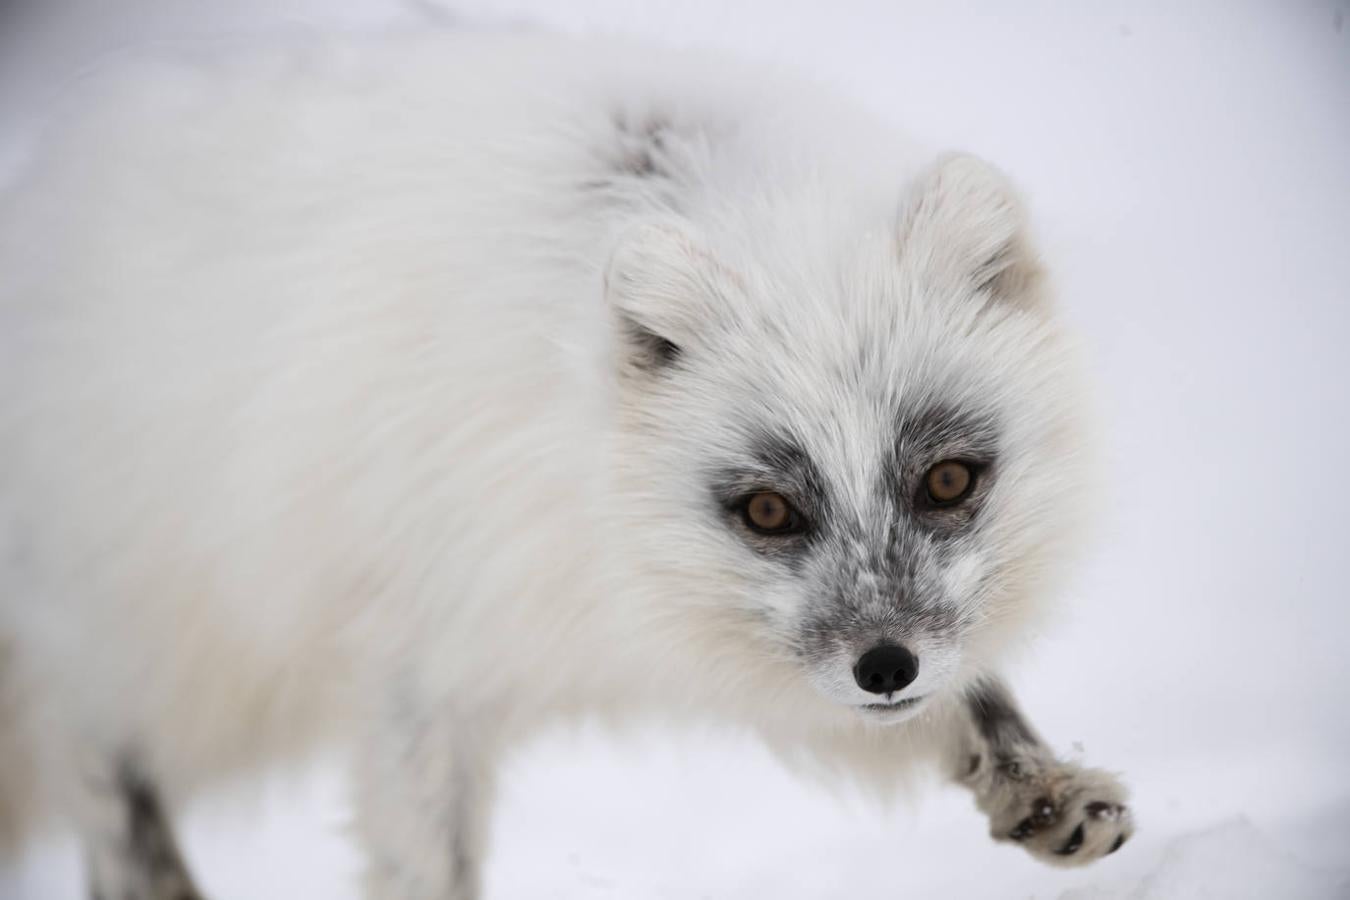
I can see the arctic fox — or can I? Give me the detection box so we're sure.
[0,29,1132,899]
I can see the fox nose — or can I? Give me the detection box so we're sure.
[853,644,919,695]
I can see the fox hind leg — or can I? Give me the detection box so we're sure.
[76,759,204,900]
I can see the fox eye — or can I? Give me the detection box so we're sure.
[924,460,975,506]
[742,491,801,535]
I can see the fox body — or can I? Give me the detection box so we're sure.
[0,31,1131,899]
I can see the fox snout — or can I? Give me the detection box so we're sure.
[852,643,920,695]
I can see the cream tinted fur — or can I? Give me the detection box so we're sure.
[0,30,1117,895]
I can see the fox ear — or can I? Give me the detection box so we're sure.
[897,153,1045,310]
[603,222,743,372]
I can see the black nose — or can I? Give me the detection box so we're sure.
[853,644,919,695]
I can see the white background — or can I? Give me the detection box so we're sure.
[2,2,1348,897]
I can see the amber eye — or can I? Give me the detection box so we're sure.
[925,460,974,505]
[743,491,798,534]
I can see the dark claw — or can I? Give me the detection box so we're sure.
[1055,823,1086,856]
[1009,817,1035,841]
[1032,797,1056,825]
[1085,801,1113,819]
[1107,833,1128,855]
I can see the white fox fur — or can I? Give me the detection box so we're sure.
[0,30,1130,899]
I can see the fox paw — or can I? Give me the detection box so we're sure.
[980,754,1134,867]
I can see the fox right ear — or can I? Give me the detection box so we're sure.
[603,222,743,372]
[897,153,1046,311]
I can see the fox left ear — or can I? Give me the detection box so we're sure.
[897,153,1046,310]
[603,221,744,373]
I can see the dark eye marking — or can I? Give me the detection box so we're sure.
[890,406,1000,528]
[710,430,828,554]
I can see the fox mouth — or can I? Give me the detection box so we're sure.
[860,695,925,713]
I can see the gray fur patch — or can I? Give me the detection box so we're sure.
[709,429,830,562]
[97,763,203,900]
[620,316,683,372]
[890,404,1001,533]
[583,110,681,196]
[611,112,670,179]
[966,677,1043,753]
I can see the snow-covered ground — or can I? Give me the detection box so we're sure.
[2,2,1348,898]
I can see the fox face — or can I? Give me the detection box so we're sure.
[606,155,1090,723]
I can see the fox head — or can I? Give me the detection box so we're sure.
[606,154,1091,724]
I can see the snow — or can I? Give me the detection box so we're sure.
[2,2,1348,898]
[1063,817,1350,900]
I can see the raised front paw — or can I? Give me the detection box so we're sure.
[981,755,1134,867]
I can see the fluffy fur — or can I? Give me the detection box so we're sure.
[0,30,1129,898]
